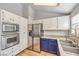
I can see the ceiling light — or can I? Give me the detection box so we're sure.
[33,3,59,7]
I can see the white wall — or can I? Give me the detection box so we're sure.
[71,4,79,17]
[0,3,23,16]
[28,5,35,24]
[0,3,31,19]
[29,17,69,37]
[22,3,30,19]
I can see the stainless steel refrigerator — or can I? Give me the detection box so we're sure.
[28,24,43,52]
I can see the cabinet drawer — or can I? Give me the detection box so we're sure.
[12,45,20,55]
[1,47,12,56]
[48,39,57,46]
[1,45,20,56]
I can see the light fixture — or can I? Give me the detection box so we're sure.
[33,3,59,7]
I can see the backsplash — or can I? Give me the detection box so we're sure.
[43,30,69,37]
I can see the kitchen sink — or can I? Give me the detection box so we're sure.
[60,40,79,54]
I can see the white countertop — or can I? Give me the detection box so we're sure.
[41,36,66,40]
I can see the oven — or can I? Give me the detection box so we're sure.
[1,33,19,50]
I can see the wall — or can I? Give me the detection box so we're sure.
[30,17,69,38]
[0,3,32,19]
[34,10,67,20]
[28,5,35,24]
[71,13,79,36]
[71,4,79,17]
[22,3,29,19]
[0,3,23,16]
[70,4,79,35]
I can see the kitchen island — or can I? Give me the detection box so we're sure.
[41,36,79,56]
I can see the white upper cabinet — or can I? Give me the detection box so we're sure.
[1,10,20,24]
[1,10,11,22]
[72,13,79,24]
[58,16,70,30]
[43,17,57,30]
[43,16,70,30]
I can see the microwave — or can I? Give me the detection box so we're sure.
[2,23,19,32]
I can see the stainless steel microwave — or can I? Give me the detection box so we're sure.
[2,23,19,32]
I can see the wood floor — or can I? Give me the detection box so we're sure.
[17,43,57,56]
[17,49,57,56]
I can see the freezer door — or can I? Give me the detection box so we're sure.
[33,24,42,37]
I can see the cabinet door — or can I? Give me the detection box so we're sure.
[19,17,28,51]
[72,13,79,24]
[43,18,57,30]
[48,39,57,53]
[1,10,11,22]
[40,38,48,51]
[58,16,70,30]
[22,19,28,49]
[1,10,19,24]
[48,44,57,53]
[1,47,12,56]
[11,15,20,24]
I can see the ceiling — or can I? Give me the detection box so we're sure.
[22,3,78,20]
[33,3,77,14]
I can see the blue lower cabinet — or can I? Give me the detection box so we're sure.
[40,38,48,51]
[48,39,57,46]
[48,45,57,53]
[48,40,58,53]
[40,38,60,55]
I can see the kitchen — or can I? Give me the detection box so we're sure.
[0,3,79,56]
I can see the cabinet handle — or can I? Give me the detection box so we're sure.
[13,19,14,21]
[24,32,25,34]
[12,51,13,53]
[2,11,4,14]
[10,18,14,21]
[2,18,4,20]
[10,18,12,20]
